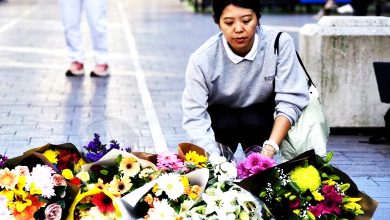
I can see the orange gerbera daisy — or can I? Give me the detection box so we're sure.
[0,168,18,190]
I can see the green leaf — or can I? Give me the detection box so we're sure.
[328,174,340,181]
[100,169,109,175]
[288,181,301,194]
[325,152,334,163]
[116,154,123,165]
[340,183,350,192]
[54,186,67,197]
[77,203,94,210]
[56,200,66,209]
[259,191,267,198]
[321,173,328,178]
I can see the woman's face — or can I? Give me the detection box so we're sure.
[218,4,258,57]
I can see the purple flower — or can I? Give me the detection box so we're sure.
[109,140,120,150]
[84,133,106,152]
[86,152,104,162]
[122,147,132,153]
[0,153,8,167]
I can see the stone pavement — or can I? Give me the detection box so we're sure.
[0,0,389,219]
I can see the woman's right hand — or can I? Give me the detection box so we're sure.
[261,144,276,158]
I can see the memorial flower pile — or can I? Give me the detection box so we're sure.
[258,152,365,220]
[0,164,68,220]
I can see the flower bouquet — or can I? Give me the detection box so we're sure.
[238,150,378,220]
[120,146,210,219]
[6,143,86,193]
[187,181,263,220]
[237,147,277,179]
[186,152,265,220]
[67,148,158,219]
[0,161,69,220]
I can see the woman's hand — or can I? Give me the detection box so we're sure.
[261,144,276,158]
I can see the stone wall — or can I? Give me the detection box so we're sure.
[299,16,390,127]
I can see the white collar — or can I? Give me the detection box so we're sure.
[222,33,258,64]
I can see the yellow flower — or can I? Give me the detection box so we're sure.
[90,178,108,191]
[311,191,325,201]
[14,196,32,213]
[62,169,74,180]
[322,179,337,185]
[181,176,189,187]
[188,185,202,200]
[119,157,141,177]
[185,151,207,168]
[0,190,14,201]
[290,165,321,192]
[42,149,60,164]
[8,184,32,212]
[344,202,362,211]
[152,184,159,193]
[30,182,43,195]
[0,167,19,190]
[344,197,362,203]
[14,176,27,195]
[109,176,133,195]
[76,171,90,182]
[74,158,86,173]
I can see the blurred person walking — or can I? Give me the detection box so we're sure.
[58,0,110,77]
[314,0,337,19]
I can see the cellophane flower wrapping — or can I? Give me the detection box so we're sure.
[237,150,379,220]
[66,149,158,219]
[1,151,72,220]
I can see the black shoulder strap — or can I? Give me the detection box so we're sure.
[274,32,283,56]
[274,32,315,87]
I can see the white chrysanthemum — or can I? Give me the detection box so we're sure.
[156,173,184,200]
[208,154,226,166]
[215,164,237,182]
[148,199,176,220]
[28,164,55,198]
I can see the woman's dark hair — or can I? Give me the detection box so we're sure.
[212,0,261,24]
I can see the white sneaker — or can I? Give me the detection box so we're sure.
[337,4,354,14]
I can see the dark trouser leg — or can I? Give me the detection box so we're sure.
[207,105,240,152]
[237,103,274,151]
[207,103,274,153]
[352,0,372,15]
[385,108,390,141]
